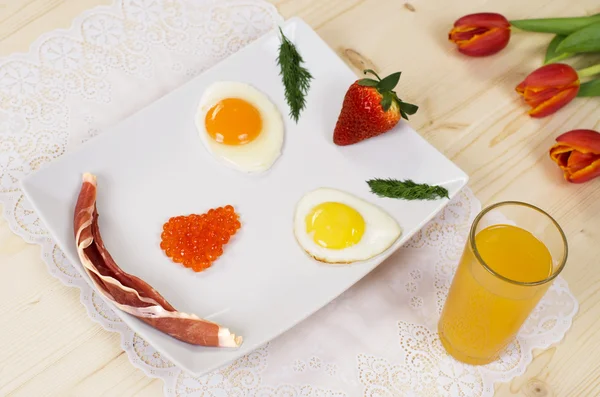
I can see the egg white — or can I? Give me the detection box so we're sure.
[294,188,402,264]
[195,81,284,173]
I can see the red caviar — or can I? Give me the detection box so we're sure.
[160,205,241,272]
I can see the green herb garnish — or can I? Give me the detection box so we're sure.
[367,178,449,201]
[276,27,313,122]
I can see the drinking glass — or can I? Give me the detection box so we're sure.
[438,201,568,365]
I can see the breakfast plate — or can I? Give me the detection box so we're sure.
[21,17,468,376]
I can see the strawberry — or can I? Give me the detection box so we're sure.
[333,69,418,146]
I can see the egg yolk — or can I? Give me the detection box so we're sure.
[205,98,262,145]
[305,202,365,249]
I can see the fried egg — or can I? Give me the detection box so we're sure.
[294,188,402,264]
[195,81,284,173]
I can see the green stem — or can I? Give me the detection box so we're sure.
[544,52,572,64]
[363,69,382,81]
[577,64,600,78]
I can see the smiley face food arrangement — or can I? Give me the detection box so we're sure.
[72,30,447,348]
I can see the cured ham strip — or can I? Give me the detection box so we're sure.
[73,173,242,347]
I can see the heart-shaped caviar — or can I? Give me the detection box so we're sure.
[160,205,241,272]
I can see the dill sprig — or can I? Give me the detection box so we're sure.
[367,178,449,201]
[276,27,313,122]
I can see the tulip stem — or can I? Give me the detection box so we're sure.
[544,52,572,65]
[578,64,600,78]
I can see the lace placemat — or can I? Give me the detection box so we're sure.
[0,1,578,395]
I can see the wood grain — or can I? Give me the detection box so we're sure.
[1,0,599,396]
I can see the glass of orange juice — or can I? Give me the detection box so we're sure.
[438,201,568,365]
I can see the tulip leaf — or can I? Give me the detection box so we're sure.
[510,13,600,35]
[577,79,600,97]
[556,21,600,53]
[544,35,573,64]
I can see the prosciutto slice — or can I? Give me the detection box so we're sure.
[73,173,242,347]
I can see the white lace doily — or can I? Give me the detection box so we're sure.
[0,1,579,395]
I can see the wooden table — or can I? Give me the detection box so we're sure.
[1,0,599,395]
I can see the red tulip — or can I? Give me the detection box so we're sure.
[516,63,580,118]
[449,13,511,57]
[549,129,600,183]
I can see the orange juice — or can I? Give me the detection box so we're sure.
[438,224,553,365]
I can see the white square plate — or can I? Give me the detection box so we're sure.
[21,17,468,376]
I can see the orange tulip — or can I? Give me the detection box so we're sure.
[449,13,511,57]
[549,129,600,183]
[516,63,580,118]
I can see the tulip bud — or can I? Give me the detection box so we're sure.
[449,13,511,57]
[516,63,580,118]
[549,129,600,183]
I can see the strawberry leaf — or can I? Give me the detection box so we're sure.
[357,78,379,87]
[381,92,393,111]
[399,101,418,115]
[362,69,419,118]
[390,93,418,120]
[378,72,401,92]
